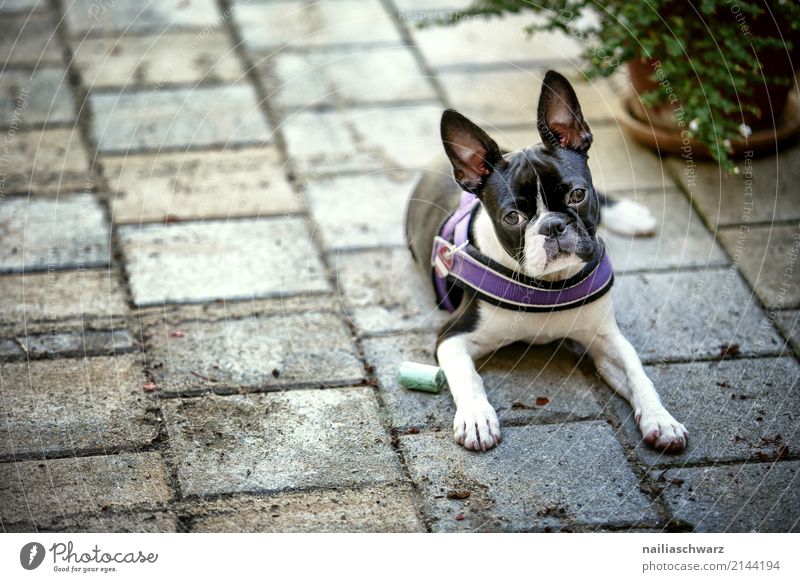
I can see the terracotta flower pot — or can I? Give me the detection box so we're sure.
[617,8,800,159]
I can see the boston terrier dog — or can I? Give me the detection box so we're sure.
[405,70,688,453]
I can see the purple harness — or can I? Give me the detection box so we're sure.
[431,191,614,313]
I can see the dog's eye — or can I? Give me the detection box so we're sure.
[503,211,526,226]
[567,189,586,205]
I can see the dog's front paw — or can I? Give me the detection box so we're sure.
[453,400,501,451]
[636,408,688,453]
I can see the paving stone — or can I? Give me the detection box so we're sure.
[613,269,784,363]
[188,484,424,532]
[283,104,441,175]
[0,68,76,127]
[105,147,301,224]
[72,31,244,89]
[654,461,800,532]
[401,422,658,531]
[162,387,403,496]
[409,13,581,69]
[718,225,800,310]
[0,13,63,66]
[235,0,402,51]
[497,125,672,193]
[774,310,800,357]
[0,452,172,526]
[602,192,728,273]
[119,217,328,305]
[0,127,92,194]
[441,69,621,128]
[90,85,271,154]
[64,0,221,35]
[605,357,800,467]
[145,312,363,395]
[362,332,603,430]
[667,145,800,228]
[305,172,416,250]
[0,355,157,457]
[5,510,178,533]
[393,0,474,14]
[589,126,674,192]
[0,195,110,274]
[269,46,436,109]
[333,247,446,334]
[0,270,128,323]
[39,511,178,533]
[0,329,134,359]
[0,0,47,14]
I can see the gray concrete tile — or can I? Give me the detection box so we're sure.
[235,0,402,51]
[0,195,110,274]
[145,312,364,395]
[655,461,800,532]
[187,484,424,532]
[119,217,328,305]
[393,0,473,12]
[0,68,76,126]
[401,422,658,531]
[0,0,47,14]
[0,128,92,194]
[667,145,800,228]
[333,247,446,334]
[602,192,728,273]
[362,332,603,430]
[495,125,672,192]
[0,452,173,526]
[409,13,581,69]
[718,225,800,310]
[0,13,63,66]
[105,147,301,224]
[65,0,221,35]
[90,85,271,154]
[441,69,621,128]
[162,387,403,496]
[0,355,157,457]
[283,104,441,175]
[774,309,800,357]
[72,31,244,89]
[0,270,128,323]
[268,46,436,109]
[614,269,784,362]
[6,511,178,533]
[605,357,800,467]
[305,172,416,250]
[0,329,134,359]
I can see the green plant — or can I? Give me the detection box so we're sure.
[435,0,800,171]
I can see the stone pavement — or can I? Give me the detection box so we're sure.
[0,0,798,533]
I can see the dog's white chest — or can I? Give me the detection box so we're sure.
[476,293,616,345]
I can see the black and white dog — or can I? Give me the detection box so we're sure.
[405,70,687,453]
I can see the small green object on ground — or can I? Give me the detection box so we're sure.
[397,361,446,394]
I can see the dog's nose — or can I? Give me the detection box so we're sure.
[539,215,567,237]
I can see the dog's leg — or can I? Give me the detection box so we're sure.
[578,319,688,452]
[437,330,503,451]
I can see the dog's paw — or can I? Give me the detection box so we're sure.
[603,199,657,237]
[453,401,501,451]
[636,408,688,453]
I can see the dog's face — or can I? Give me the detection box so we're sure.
[441,71,600,279]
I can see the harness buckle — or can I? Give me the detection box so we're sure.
[432,237,462,278]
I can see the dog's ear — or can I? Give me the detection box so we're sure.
[441,109,502,194]
[537,70,592,153]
